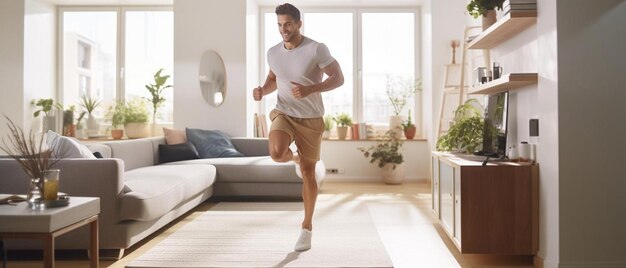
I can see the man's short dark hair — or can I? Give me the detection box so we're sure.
[275,3,300,22]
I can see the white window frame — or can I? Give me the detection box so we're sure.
[259,6,421,130]
[57,6,173,116]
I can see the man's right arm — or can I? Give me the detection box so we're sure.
[253,70,278,101]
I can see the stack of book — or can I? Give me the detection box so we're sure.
[502,0,537,15]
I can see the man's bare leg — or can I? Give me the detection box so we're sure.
[298,158,318,231]
[269,130,295,162]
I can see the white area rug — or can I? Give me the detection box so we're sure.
[126,202,393,268]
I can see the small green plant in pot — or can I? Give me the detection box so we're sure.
[123,98,150,139]
[333,113,353,140]
[467,0,505,29]
[79,94,101,132]
[358,129,405,184]
[31,98,62,132]
[106,101,126,139]
[323,115,335,139]
[436,98,484,154]
[402,109,417,140]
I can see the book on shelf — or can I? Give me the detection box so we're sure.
[253,113,268,138]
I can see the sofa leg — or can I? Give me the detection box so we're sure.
[98,248,125,260]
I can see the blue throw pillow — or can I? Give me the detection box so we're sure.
[186,128,244,158]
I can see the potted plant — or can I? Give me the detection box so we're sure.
[123,98,150,139]
[467,0,505,30]
[0,116,61,207]
[79,94,101,134]
[31,98,62,133]
[62,105,76,137]
[436,99,484,153]
[333,113,353,140]
[145,68,172,136]
[386,75,422,138]
[106,101,126,139]
[402,109,417,140]
[323,115,334,139]
[358,129,405,184]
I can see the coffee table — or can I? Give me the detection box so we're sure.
[0,197,100,268]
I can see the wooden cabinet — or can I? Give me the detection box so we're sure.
[431,152,539,255]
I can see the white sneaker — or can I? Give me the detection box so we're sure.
[294,229,312,251]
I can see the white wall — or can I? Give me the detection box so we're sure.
[536,0,560,265]
[24,0,57,132]
[0,0,55,143]
[426,0,473,149]
[557,0,626,266]
[0,0,26,137]
[246,0,259,137]
[174,0,249,136]
[322,140,430,181]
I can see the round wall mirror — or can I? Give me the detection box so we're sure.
[199,50,226,107]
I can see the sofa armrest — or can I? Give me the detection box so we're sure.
[0,158,125,222]
[231,137,269,156]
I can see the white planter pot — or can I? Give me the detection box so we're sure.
[124,123,149,139]
[43,115,56,133]
[381,163,405,185]
[322,130,331,139]
[336,126,348,140]
[87,114,98,131]
[389,115,404,139]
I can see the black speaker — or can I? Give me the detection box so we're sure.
[529,119,539,137]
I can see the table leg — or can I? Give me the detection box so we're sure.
[43,234,54,268]
[90,217,99,268]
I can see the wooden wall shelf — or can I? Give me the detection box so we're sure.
[467,11,537,50]
[468,73,538,95]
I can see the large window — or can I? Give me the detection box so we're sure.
[261,8,419,130]
[60,7,173,126]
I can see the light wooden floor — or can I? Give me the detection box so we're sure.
[5,181,535,268]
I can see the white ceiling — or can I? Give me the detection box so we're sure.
[38,0,421,7]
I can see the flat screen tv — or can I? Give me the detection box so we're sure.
[480,91,509,157]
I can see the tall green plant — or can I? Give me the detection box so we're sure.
[145,69,172,135]
[386,75,422,116]
[436,99,484,153]
[79,95,101,115]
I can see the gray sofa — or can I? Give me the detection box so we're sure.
[0,136,306,257]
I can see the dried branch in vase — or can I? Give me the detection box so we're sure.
[0,116,60,180]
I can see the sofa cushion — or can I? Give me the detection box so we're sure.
[165,156,300,183]
[158,143,200,164]
[163,127,186,145]
[186,128,244,158]
[120,164,216,221]
[46,131,96,159]
[103,139,155,171]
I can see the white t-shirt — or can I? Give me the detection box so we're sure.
[267,36,336,118]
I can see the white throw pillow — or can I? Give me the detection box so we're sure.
[46,131,96,159]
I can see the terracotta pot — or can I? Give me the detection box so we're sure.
[111,129,124,140]
[482,9,497,30]
[404,126,417,140]
[63,124,76,137]
[381,163,406,185]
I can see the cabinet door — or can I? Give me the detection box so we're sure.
[454,167,462,244]
[431,155,440,217]
[439,161,454,236]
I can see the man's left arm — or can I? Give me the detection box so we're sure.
[291,60,344,99]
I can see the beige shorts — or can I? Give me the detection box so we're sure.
[269,109,324,162]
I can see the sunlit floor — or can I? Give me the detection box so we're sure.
[4,181,535,268]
